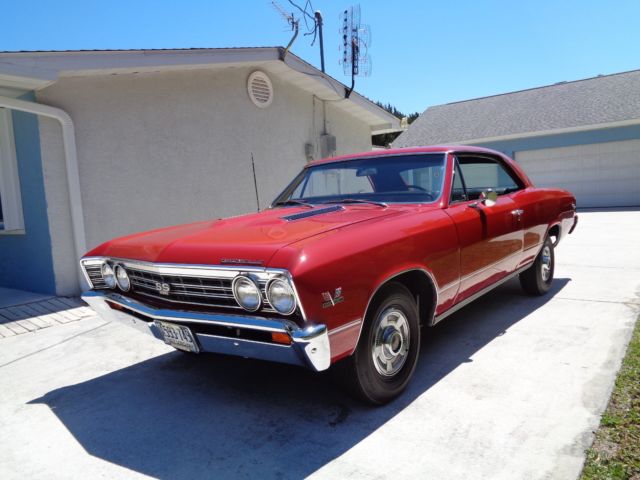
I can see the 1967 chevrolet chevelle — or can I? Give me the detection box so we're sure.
[81,146,577,404]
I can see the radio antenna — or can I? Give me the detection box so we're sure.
[251,153,261,211]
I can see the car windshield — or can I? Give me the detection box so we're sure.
[274,153,446,205]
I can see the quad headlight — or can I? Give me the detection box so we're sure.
[232,275,262,312]
[115,265,130,292]
[266,277,297,315]
[101,262,116,289]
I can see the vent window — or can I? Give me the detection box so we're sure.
[247,71,273,108]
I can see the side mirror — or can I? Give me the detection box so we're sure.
[479,189,498,207]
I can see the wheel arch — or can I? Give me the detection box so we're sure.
[349,267,438,355]
[547,223,561,247]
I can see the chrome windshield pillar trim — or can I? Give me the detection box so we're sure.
[81,290,330,371]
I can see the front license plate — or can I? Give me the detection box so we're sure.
[156,321,200,353]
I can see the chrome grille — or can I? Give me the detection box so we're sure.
[84,264,108,289]
[126,267,275,312]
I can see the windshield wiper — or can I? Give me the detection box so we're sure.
[272,199,314,208]
[323,198,388,208]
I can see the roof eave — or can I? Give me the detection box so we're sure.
[0,47,401,130]
[449,117,640,145]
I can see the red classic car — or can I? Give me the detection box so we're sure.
[81,146,577,404]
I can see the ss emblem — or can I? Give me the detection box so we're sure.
[155,282,171,295]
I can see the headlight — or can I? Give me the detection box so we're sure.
[115,265,130,292]
[232,275,262,312]
[101,263,116,289]
[266,277,296,315]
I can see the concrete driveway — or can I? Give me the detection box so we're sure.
[1,210,638,480]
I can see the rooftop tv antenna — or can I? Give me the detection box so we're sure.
[273,1,326,72]
[339,4,372,98]
[271,1,300,60]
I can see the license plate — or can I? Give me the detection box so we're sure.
[156,321,200,353]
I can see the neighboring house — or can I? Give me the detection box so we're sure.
[394,69,640,208]
[0,47,401,296]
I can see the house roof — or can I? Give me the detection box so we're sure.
[0,47,402,134]
[393,69,640,146]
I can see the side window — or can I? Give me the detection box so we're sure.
[0,109,24,232]
[457,155,521,200]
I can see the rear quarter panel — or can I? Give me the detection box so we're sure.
[512,187,577,267]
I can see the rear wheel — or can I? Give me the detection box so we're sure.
[520,236,555,295]
[335,283,421,405]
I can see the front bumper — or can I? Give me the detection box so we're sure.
[82,290,331,371]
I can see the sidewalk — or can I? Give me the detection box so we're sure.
[0,288,95,338]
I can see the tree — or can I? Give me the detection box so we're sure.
[372,101,420,147]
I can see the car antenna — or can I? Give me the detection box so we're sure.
[251,153,261,211]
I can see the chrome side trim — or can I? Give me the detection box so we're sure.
[328,318,362,336]
[433,263,532,324]
[458,249,524,284]
[82,290,330,371]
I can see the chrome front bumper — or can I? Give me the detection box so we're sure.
[82,290,331,371]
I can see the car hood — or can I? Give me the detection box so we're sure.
[87,205,400,266]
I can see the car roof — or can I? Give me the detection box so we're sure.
[306,145,508,167]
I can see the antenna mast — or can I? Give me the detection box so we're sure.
[272,1,326,71]
[314,10,325,72]
[340,4,372,98]
[272,1,300,60]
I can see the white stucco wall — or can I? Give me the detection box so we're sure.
[36,67,372,294]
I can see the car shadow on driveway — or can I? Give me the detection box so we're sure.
[29,278,569,479]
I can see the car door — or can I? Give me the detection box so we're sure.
[445,154,525,303]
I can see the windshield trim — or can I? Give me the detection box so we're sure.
[272,152,448,208]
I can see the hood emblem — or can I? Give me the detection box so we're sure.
[220,258,264,266]
[322,287,344,308]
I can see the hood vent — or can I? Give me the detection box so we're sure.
[281,205,344,222]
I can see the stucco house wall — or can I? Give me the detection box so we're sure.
[36,67,372,295]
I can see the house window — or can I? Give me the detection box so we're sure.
[0,108,24,232]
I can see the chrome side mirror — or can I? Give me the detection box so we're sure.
[479,189,498,207]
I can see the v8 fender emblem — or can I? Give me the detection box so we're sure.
[322,287,344,308]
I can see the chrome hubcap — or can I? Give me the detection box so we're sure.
[372,308,410,377]
[541,245,552,282]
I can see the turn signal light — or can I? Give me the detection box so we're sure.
[271,332,292,345]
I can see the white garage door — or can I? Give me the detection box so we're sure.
[515,139,640,207]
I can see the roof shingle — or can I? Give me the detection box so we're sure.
[394,69,640,146]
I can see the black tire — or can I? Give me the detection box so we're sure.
[520,236,555,295]
[334,283,421,405]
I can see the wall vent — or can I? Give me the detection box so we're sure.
[247,71,273,108]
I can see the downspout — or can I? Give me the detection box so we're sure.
[0,95,87,290]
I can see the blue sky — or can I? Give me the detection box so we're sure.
[3,0,639,114]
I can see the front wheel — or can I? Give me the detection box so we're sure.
[335,283,421,405]
[520,236,555,295]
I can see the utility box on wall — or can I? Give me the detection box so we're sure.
[319,134,336,158]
